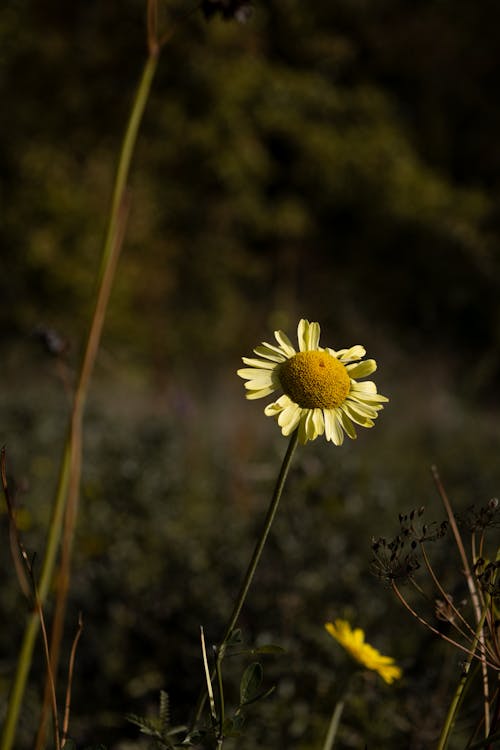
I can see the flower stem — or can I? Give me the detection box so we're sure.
[221,430,299,646]
[191,430,300,730]
[322,699,345,750]
[0,49,159,750]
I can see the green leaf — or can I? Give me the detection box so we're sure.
[126,713,160,737]
[240,684,276,708]
[159,689,170,733]
[227,628,243,645]
[222,713,245,738]
[239,662,263,705]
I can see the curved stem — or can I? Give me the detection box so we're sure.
[191,430,300,729]
[1,50,159,750]
[322,700,345,750]
[221,430,299,647]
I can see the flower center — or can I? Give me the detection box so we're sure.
[278,351,351,409]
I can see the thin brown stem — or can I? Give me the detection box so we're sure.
[431,466,482,622]
[36,585,61,750]
[35,192,131,750]
[1,457,61,749]
[419,542,477,642]
[147,0,159,55]
[432,466,491,735]
[391,582,496,668]
[1,448,31,598]
[61,614,84,747]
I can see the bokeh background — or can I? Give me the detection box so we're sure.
[1,1,500,748]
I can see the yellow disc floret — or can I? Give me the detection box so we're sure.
[278,351,351,409]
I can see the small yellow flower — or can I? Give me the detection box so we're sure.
[325,619,402,684]
[237,318,388,444]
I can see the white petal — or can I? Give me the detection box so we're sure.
[349,383,388,404]
[341,402,375,427]
[297,319,308,352]
[350,380,377,394]
[335,407,357,440]
[344,398,378,418]
[346,359,377,378]
[246,386,276,400]
[264,402,282,416]
[312,407,325,436]
[304,409,318,440]
[297,319,320,352]
[337,345,366,362]
[237,367,274,380]
[298,413,309,444]
[306,321,321,350]
[264,394,292,415]
[241,357,276,370]
[324,409,344,445]
[278,403,302,435]
[254,343,288,363]
[243,375,274,390]
[354,391,389,405]
[273,330,296,357]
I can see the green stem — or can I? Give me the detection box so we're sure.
[322,700,345,750]
[0,50,159,750]
[437,605,489,750]
[191,430,300,729]
[220,430,299,648]
[215,654,225,740]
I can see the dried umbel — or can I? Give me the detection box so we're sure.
[460,497,500,533]
[371,535,421,584]
[474,558,500,599]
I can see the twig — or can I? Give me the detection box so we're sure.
[1,452,61,749]
[431,466,490,735]
[431,467,483,625]
[61,613,84,747]
[419,542,479,643]
[391,582,496,668]
[34,574,61,750]
[200,627,217,726]
[35,188,131,750]
[1,448,31,598]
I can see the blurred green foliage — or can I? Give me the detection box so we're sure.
[1,373,499,748]
[1,0,500,385]
[1,1,500,748]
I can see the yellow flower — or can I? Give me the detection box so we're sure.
[237,318,388,444]
[325,619,402,684]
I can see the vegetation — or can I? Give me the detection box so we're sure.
[0,1,499,748]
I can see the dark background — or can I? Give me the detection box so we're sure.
[1,1,499,748]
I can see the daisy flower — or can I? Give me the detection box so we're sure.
[325,619,402,684]
[237,318,388,445]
